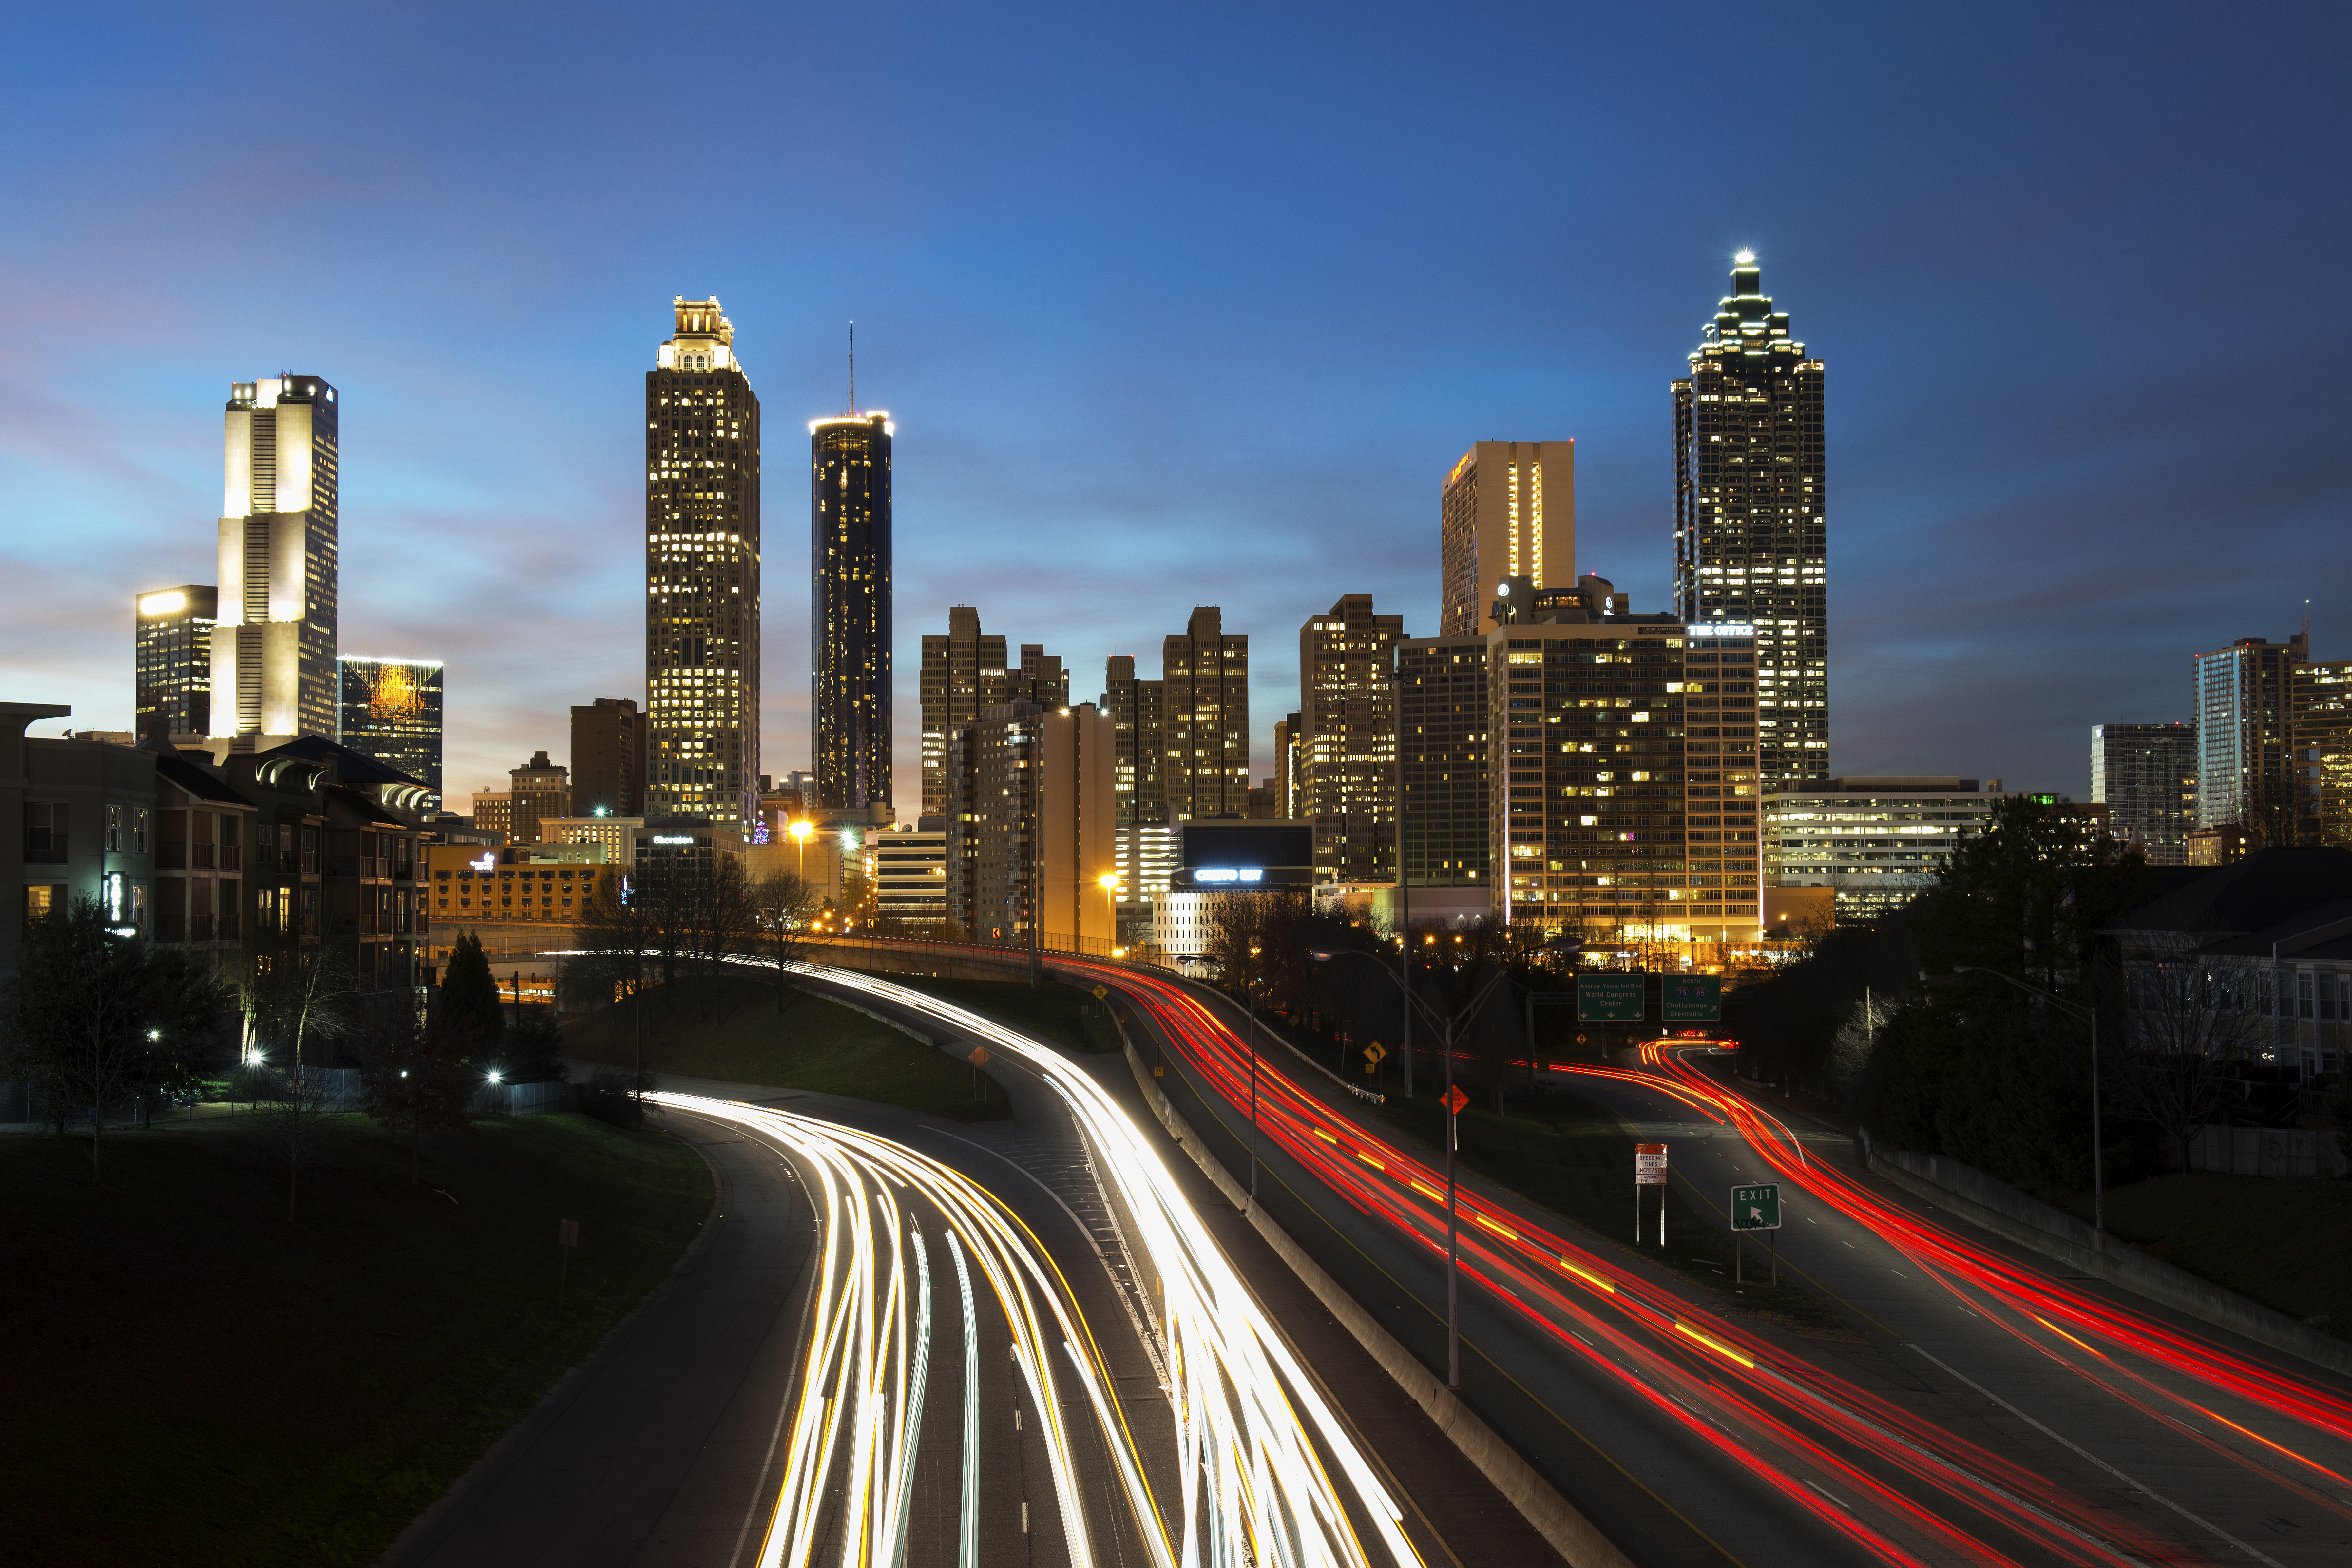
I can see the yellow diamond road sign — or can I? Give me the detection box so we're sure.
[1091,984,1109,1000]
[1363,1042,1388,1064]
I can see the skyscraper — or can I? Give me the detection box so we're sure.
[1297,594,1406,882]
[134,585,217,739]
[339,658,444,806]
[646,297,762,826]
[2294,664,2352,848]
[571,697,647,817]
[2091,721,2196,864]
[212,375,339,739]
[1439,442,1575,637]
[2195,634,2306,851]
[1672,253,1826,789]
[1396,632,1491,919]
[920,607,1008,819]
[1162,607,1250,820]
[812,411,891,813]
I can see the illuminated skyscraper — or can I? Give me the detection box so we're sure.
[2194,633,2305,851]
[1673,253,1826,789]
[920,607,1008,819]
[1297,594,1405,882]
[811,411,891,813]
[134,585,217,738]
[646,297,762,826]
[1439,442,1574,637]
[1162,607,1249,820]
[212,376,339,739]
[339,657,443,806]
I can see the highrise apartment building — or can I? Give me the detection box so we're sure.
[338,658,443,806]
[943,700,1116,948]
[2091,722,2196,865]
[811,411,891,813]
[2194,634,2305,852]
[921,607,1008,819]
[1102,653,1169,944]
[1162,607,1249,820]
[1439,442,1575,637]
[134,585,217,739]
[1298,594,1405,882]
[1273,713,1298,819]
[571,696,647,817]
[646,297,761,826]
[1672,254,1826,790]
[212,375,339,740]
[509,751,571,845]
[1395,633,1490,922]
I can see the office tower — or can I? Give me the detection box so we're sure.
[1768,778,2010,924]
[1163,607,1250,820]
[1486,618,1724,939]
[943,700,1116,947]
[2293,664,2352,847]
[470,789,515,840]
[1395,633,1491,922]
[1298,594,1406,882]
[871,823,949,926]
[646,296,762,826]
[2091,722,2196,864]
[1439,441,1575,638]
[812,411,891,813]
[1102,654,1168,944]
[212,375,339,739]
[572,696,647,817]
[1007,644,1069,707]
[1272,714,1297,819]
[508,751,571,845]
[2194,633,2306,853]
[1672,253,1826,790]
[920,607,1008,818]
[134,585,218,739]
[338,658,444,806]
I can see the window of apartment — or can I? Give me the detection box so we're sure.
[2300,973,2316,1019]
[301,827,319,876]
[218,882,240,941]
[134,808,151,856]
[106,804,124,853]
[23,884,64,921]
[23,802,67,862]
[219,814,240,869]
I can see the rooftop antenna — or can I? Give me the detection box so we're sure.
[847,321,856,416]
[2303,598,2312,654]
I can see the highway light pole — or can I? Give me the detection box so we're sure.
[1955,965,2104,1235]
[1313,939,1574,1388]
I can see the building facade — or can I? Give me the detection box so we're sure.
[2195,634,2305,852]
[811,411,891,813]
[1438,441,1575,638]
[1102,654,1168,943]
[1151,819,1314,966]
[646,297,762,826]
[944,701,1117,948]
[1298,594,1405,883]
[1162,607,1250,822]
[212,375,340,741]
[2295,663,2352,848]
[538,815,642,869]
[1672,255,1826,791]
[871,824,948,927]
[920,607,1008,819]
[1395,633,1491,923]
[338,658,443,808]
[1766,778,2011,924]
[571,696,646,818]
[2092,721,2196,865]
[134,585,217,740]
[507,751,570,845]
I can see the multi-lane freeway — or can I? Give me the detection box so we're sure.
[1040,951,2352,1567]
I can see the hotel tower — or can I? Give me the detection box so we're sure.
[211,375,339,739]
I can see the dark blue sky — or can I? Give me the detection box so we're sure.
[3,3,2344,801]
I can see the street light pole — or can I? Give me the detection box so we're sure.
[1955,965,2104,1234]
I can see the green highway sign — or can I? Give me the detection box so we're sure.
[1662,974,1722,1022]
[1577,973,1645,1022]
[1731,1183,1781,1231]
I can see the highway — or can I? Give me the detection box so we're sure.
[396,963,1477,1567]
[1028,952,2352,1567]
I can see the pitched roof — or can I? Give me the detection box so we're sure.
[255,734,426,790]
[2101,847,2352,938]
[154,752,254,807]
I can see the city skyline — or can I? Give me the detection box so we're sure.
[4,8,2344,808]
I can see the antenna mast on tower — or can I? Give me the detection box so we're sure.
[848,321,856,415]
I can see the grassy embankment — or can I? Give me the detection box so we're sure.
[1379,1086,1858,1338]
[2047,1171,2352,1339]
[565,977,1012,1118]
[0,1112,711,1568]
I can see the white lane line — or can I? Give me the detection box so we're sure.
[1906,1344,2289,1568]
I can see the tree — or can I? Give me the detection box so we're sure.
[751,868,819,1013]
[244,937,363,1072]
[2114,960,2265,1175]
[438,931,505,1055]
[257,1057,339,1221]
[2,897,224,1182]
[572,866,661,1100]
[1909,795,2148,986]
[359,1012,479,1185]
[490,1007,570,1083]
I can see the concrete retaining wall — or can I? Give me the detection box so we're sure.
[1857,1130,2352,1378]
[2188,1124,2349,1181]
[1121,1036,1629,1568]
